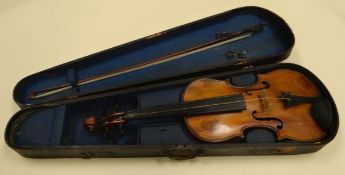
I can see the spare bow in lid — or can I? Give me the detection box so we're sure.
[13,6,294,107]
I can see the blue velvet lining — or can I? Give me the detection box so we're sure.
[15,106,65,146]
[139,85,184,108]
[139,124,195,144]
[13,7,294,106]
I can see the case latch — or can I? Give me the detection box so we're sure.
[227,50,248,66]
[162,145,204,160]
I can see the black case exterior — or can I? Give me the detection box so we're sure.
[5,6,338,159]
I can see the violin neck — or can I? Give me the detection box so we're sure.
[124,94,246,120]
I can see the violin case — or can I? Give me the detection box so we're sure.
[5,6,338,159]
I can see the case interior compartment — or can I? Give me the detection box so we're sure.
[13,6,294,107]
[7,64,337,148]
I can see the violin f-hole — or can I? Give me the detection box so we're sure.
[252,111,284,129]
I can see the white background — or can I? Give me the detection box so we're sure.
[0,0,344,175]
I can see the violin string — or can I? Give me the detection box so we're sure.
[124,96,291,118]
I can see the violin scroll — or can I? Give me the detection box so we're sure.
[84,112,126,133]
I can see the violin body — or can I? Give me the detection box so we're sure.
[84,69,326,143]
[183,69,325,142]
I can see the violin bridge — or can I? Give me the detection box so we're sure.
[259,89,271,113]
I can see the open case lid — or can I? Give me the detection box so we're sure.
[13,6,294,108]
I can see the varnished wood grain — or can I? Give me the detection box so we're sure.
[183,69,326,142]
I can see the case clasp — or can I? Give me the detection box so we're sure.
[162,145,204,160]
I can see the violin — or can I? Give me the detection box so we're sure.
[84,69,326,142]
